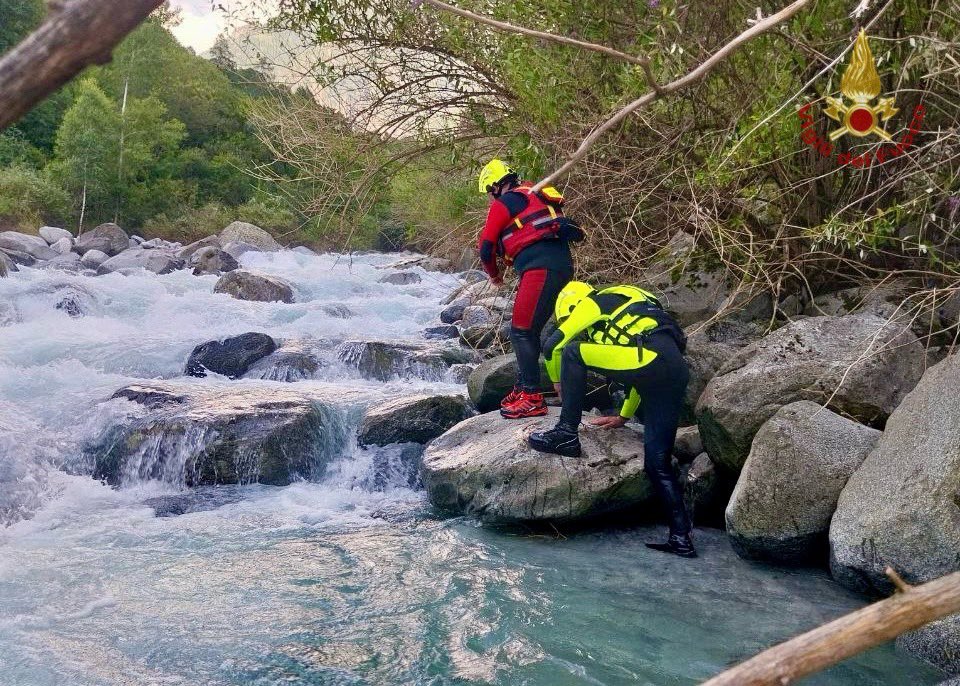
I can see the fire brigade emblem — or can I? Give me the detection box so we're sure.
[824,30,898,141]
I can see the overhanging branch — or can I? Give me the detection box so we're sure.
[531,0,813,191]
[0,0,164,131]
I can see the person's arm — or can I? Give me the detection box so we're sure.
[477,201,510,282]
[620,387,641,419]
[542,297,606,383]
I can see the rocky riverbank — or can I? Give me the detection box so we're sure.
[3,221,958,677]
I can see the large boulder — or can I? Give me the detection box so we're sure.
[830,353,960,591]
[219,221,281,251]
[40,252,83,273]
[214,270,294,303]
[92,382,359,486]
[467,354,550,413]
[725,401,880,564]
[683,319,761,423]
[39,226,72,244]
[185,332,277,378]
[421,408,655,524]
[177,236,222,261]
[830,354,960,673]
[696,313,925,472]
[358,394,474,447]
[75,223,129,256]
[0,231,57,260]
[190,246,239,276]
[97,248,185,275]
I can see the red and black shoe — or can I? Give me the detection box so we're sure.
[500,391,548,419]
[500,386,523,411]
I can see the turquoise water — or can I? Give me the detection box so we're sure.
[0,251,946,685]
[0,482,944,685]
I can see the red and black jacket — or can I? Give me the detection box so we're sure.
[478,182,570,279]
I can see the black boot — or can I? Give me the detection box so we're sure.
[646,533,698,558]
[528,422,582,458]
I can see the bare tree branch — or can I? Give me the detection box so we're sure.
[0,0,164,131]
[415,0,650,67]
[531,0,813,191]
[701,569,960,686]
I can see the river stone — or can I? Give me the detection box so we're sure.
[177,236,222,260]
[94,382,358,487]
[379,271,421,285]
[338,339,475,383]
[0,231,57,260]
[0,251,17,277]
[421,408,654,524]
[424,325,459,340]
[830,353,960,602]
[440,297,470,324]
[220,221,281,251]
[460,324,498,349]
[49,236,73,255]
[185,332,277,379]
[467,354,550,413]
[221,240,261,260]
[39,226,71,244]
[0,247,36,266]
[726,401,880,565]
[80,249,110,269]
[245,339,331,382]
[461,305,493,329]
[190,246,239,276]
[54,284,97,318]
[41,252,83,273]
[696,313,925,472]
[75,223,129,256]
[214,270,294,303]
[358,394,474,447]
[97,248,185,275]
[383,255,455,273]
[682,453,728,526]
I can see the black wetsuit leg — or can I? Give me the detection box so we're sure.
[511,268,571,392]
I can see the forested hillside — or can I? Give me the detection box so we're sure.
[0,1,318,243]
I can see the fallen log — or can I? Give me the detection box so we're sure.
[702,568,960,685]
[0,0,164,131]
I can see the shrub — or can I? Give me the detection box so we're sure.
[0,166,70,231]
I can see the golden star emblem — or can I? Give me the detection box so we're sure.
[824,30,898,141]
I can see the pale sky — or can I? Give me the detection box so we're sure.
[168,0,233,53]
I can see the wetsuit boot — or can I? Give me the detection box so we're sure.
[643,448,697,558]
[528,420,581,457]
[646,534,697,558]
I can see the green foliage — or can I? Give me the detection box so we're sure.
[0,166,70,230]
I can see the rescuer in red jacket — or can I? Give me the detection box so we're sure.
[476,159,578,419]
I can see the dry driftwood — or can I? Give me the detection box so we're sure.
[0,0,165,131]
[701,568,960,685]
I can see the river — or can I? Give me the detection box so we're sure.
[0,250,945,685]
